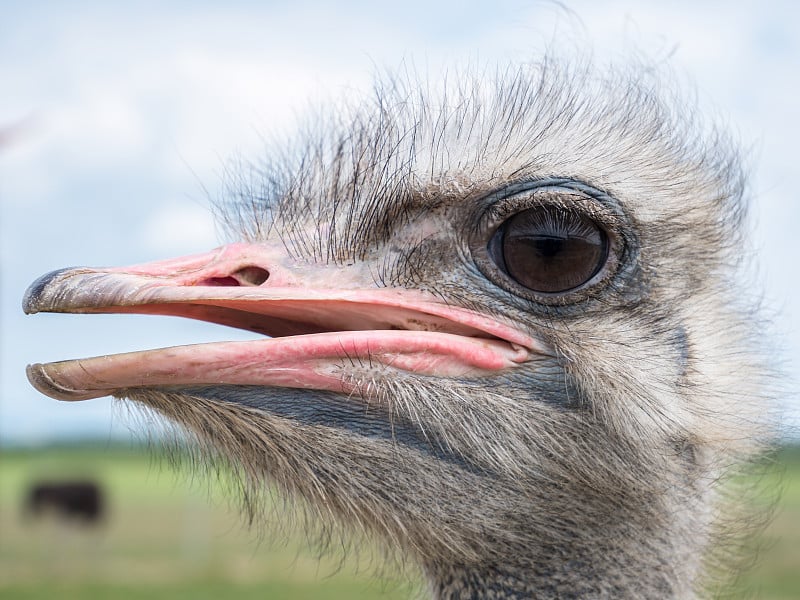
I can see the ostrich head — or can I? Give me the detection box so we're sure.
[24,62,772,598]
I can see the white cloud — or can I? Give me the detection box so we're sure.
[138,202,218,256]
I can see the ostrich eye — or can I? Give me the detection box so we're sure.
[489,206,609,294]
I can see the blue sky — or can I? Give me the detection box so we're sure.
[2,0,798,444]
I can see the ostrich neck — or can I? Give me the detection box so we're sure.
[426,544,698,599]
[428,564,545,599]
[422,443,711,598]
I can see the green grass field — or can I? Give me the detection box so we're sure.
[1,444,798,599]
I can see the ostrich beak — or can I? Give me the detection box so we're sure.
[23,243,539,402]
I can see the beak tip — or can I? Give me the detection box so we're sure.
[23,267,81,314]
[26,362,99,402]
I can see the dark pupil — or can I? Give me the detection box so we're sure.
[532,236,566,258]
[495,207,608,294]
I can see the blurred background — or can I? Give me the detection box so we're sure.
[1,1,798,598]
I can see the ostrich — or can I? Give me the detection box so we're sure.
[23,62,773,598]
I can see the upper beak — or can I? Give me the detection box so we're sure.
[24,242,540,402]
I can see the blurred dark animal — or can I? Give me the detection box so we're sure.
[24,61,775,598]
[26,480,105,524]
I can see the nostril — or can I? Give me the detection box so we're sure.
[197,276,241,286]
[232,266,270,286]
[195,266,270,287]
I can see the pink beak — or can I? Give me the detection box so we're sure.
[24,242,542,402]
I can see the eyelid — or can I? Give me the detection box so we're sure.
[482,194,619,235]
